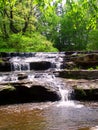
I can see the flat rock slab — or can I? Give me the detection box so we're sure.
[62,78,98,101]
[0,80,60,105]
[56,70,98,79]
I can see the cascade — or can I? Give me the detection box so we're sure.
[9,52,65,72]
[59,87,69,101]
[11,62,30,71]
[58,85,83,108]
[10,57,30,71]
[0,73,18,82]
[0,52,65,82]
[0,52,84,107]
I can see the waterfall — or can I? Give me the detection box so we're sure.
[11,62,30,71]
[0,52,83,107]
[9,52,65,72]
[58,86,83,108]
[59,87,69,101]
[58,86,75,107]
[10,57,30,71]
[0,73,18,82]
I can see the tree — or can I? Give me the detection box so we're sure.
[0,0,57,52]
[54,0,98,51]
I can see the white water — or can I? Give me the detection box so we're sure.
[1,52,83,108]
[59,87,69,101]
[58,87,83,108]
[9,52,65,72]
[10,57,30,71]
[0,74,18,82]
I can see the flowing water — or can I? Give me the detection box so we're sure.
[0,101,98,130]
[0,52,98,130]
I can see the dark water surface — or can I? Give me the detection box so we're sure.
[0,101,98,130]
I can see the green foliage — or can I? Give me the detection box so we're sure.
[87,29,98,50]
[87,67,94,70]
[96,66,98,69]
[0,32,57,52]
[51,0,98,51]
[0,0,58,52]
[0,58,3,63]
[0,0,98,52]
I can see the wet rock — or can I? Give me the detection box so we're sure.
[30,61,51,70]
[0,52,10,57]
[58,78,98,101]
[71,53,98,68]
[18,73,28,80]
[65,61,76,69]
[57,70,98,79]
[0,85,17,104]
[74,88,98,101]
[0,62,11,72]
[0,81,60,105]
[73,80,98,101]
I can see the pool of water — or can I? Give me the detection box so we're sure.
[0,101,98,130]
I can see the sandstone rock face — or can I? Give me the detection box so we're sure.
[0,81,60,105]
[73,80,98,101]
[71,53,98,68]
[30,61,51,70]
[61,78,98,101]
[0,62,11,72]
[1,52,98,103]
[0,61,52,72]
[64,52,98,69]
[57,70,98,79]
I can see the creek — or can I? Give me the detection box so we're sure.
[0,52,98,130]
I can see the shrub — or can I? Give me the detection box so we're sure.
[0,32,58,52]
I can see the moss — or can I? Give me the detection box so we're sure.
[75,88,86,96]
[0,58,3,63]
[0,85,16,92]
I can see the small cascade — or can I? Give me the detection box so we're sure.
[0,73,18,83]
[11,62,30,71]
[10,57,30,72]
[59,87,69,101]
[58,86,83,108]
[9,52,65,72]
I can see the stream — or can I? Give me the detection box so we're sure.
[0,52,98,130]
[0,101,98,130]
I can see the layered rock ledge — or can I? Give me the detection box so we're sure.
[61,78,98,101]
[56,70,98,79]
[1,51,98,103]
[0,61,52,72]
[0,80,60,105]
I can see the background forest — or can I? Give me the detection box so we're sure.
[0,0,98,52]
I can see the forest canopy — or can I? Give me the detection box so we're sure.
[0,0,98,52]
